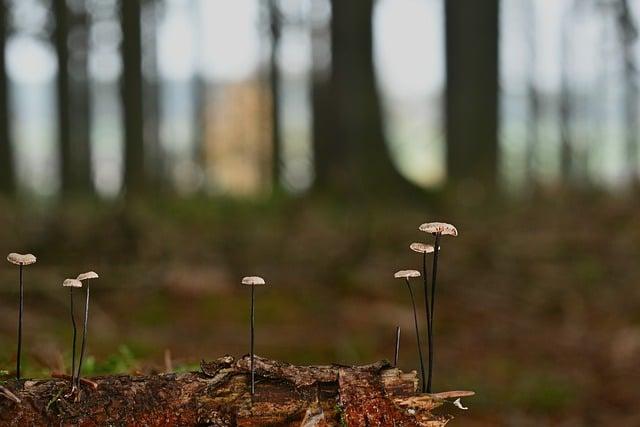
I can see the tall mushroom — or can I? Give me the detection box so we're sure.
[418,222,458,392]
[6,252,36,382]
[75,271,99,390]
[62,278,82,393]
[241,275,267,396]
[394,269,427,392]
[410,242,435,391]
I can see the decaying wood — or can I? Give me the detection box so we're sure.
[0,355,473,426]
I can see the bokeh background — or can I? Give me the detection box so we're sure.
[1,0,640,425]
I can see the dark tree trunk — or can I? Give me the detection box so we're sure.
[120,0,145,194]
[0,0,14,195]
[310,1,334,193]
[315,0,420,199]
[617,0,639,182]
[445,0,500,187]
[142,0,164,188]
[53,0,73,195]
[69,2,93,194]
[269,0,282,191]
[559,11,573,184]
[525,0,540,187]
[192,74,206,188]
[0,356,471,426]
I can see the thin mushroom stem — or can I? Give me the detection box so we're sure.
[405,278,426,392]
[421,250,432,390]
[393,326,401,368]
[76,279,90,389]
[427,234,441,393]
[250,283,255,396]
[16,264,23,382]
[70,288,78,392]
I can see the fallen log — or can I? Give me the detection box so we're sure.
[0,355,473,426]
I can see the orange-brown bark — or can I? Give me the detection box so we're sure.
[0,356,471,426]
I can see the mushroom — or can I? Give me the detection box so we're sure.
[75,271,98,390]
[241,275,267,396]
[62,278,82,393]
[410,242,435,391]
[418,222,458,392]
[393,269,426,392]
[6,252,36,382]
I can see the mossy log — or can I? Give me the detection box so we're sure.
[0,356,473,426]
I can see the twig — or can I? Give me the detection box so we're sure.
[164,349,173,373]
[0,385,21,403]
[51,373,98,390]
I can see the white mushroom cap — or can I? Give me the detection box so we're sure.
[76,271,99,281]
[242,276,266,286]
[418,222,458,237]
[6,253,37,266]
[63,278,82,288]
[409,243,435,254]
[394,270,421,279]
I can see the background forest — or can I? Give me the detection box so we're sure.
[1,0,640,425]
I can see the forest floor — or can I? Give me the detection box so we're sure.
[0,191,638,426]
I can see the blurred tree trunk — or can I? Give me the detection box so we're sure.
[0,0,14,195]
[53,0,73,195]
[120,0,145,194]
[142,0,164,188]
[525,0,539,188]
[269,0,282,191]
[559,12,573,184]
[69,2,93,194]
[54,0,93,196]
[310,1,333,192]
[616,0,639,183]
[316,0,419,198]
[445,0,500,188]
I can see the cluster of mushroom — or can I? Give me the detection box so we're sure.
[63,271,98,397]
[5,234,456,402]
[394,222,458,394]
[6,252,98,398]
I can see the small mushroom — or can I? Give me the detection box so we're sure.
[409,242,435,254]
[410,242,435,392]
[242,275,267,396]
[418,221,458,392]
[394,269,427,392]
[6,252,37,382]
[75,271,99,391]
[418,222,458,236]
[62,279,82,394]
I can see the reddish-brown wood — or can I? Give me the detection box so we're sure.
[0,356,472,426]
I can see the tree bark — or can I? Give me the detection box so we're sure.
[445,0,500,187]
[120,0,145,195]
[0,0,14,195]
[0,356,472,426]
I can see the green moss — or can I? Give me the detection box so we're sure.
[81,345,139,375]
[334,403,347,427]
[510,373,577,414]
